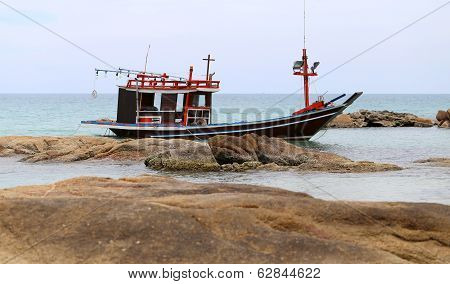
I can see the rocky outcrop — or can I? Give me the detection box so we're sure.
[208,134,401,173]
[208,134,309,166]
[0,135,401,173]
[436,109,450,128]
[328,110,434,128]
[0,176,448,264]
[415,158,450,167]
[0,136,169,162]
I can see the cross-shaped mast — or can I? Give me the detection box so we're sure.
[203,54,215,81]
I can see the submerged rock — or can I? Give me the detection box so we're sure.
[415,158,450,167]
[0,176,448,264]
[328,110,434,128]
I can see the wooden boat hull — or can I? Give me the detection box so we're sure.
[82,93,362,140]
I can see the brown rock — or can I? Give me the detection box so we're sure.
[144,141,221,172]
[436,110,450,122]
[413,117,434,128]
[415,158,450,167]
[328,110,434,128]
[327,114,359,128]
[0,176,448,264]
[208,135,258,164]
[0,136,168,162]
[209,134,401,173]
[0,135,401,173]
[209,134,309,166]
[436,110,450,128]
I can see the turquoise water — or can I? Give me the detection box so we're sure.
[0,93,448,136]
[0,93,449,204]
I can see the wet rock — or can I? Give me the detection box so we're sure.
[144,141,220,172]
[415,158,450,167]
[221,161,263,172]
[0,176,448,264]
[328,110,434,128]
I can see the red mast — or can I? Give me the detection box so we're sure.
[293,0,319,108]
[293,49,317,108]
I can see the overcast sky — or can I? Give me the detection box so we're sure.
[0,0,449,94]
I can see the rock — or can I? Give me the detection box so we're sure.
[209,134,309,166]
[257,162,285,171]
[328,110,434,128]
[0,135,401,173]
[208,135,258,164]
[415,158,450,167]
[436,110,450,122]
[0,176,448,264]
[327,114,359,128]
[210,134,401,173]
[413,117,434,128]
[221,161,263,172]
[0,136,170,162]
[436,110,450,128]
[144,141,221,172]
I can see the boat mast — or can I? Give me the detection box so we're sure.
[303,0,309,107]
[293,0,317,108]
[203,54,215,83]
[144,44,151,73]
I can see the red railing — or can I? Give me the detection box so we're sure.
[125,77,220,90]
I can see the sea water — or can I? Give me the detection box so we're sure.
[0,93,449,204]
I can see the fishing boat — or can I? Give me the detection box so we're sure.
[82,51,362,140]
[82,3,362,140]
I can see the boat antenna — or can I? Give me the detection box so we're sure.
[144,44,151,73]
[293,0,319,108]
[304,0,307,48]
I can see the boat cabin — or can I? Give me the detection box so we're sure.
[116,64,220,127]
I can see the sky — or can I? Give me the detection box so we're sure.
[0,0,449,94]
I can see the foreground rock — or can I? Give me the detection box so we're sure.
[328,110,434,128]
[415,158,450,167]
[0,135,401,173]
[0,176,448,264]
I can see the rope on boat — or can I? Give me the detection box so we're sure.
[311,128,328,142]
[71,124,82,136]
[186,128,204,141]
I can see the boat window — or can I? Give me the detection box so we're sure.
[198,95,206,107]
[176,94,185,112]
[187,109,211,126]
[154,93,162,109]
